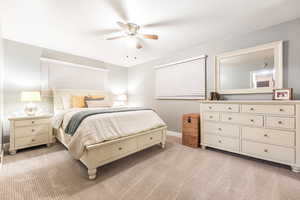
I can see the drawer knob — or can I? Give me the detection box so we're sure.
[32,129,35,132]
[278,121,283,124]
[150,137,153,140]
[32,139,35,142]
[228,117,232,120]
[264,149,268,153]
[279,108,284,112]
[209,106,212,109]
[209,116,213,119]
[118,147,123,151]
[228,107,232,110]
[250,119,254,122]
[32,121,35,124]
[218,128,222,131]
[264,134,268,137]
[250,108,254,111]
[218,140,222,143]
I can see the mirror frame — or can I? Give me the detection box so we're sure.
[215,41,283,94]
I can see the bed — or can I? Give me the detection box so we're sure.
[52,89,167,180]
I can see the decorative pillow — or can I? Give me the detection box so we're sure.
[72,96,86,108]
[84,95,105,107]
[62,95,72,109]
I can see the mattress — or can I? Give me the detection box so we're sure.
[53,107,166,159]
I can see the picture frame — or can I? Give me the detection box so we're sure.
[272,88,293,100]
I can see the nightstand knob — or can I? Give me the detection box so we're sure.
[250,119,254,122]
[279,108,284,112]
[150,137,153,140]
[218,128,222,131]
[228,107,232,110]
[118,147,122,151]
[250,108,254,111]
[264,149,268,153]
[228,117,232,120]
[218,140,222,143]
[278,121,283,124]
[32,139,35,142]
[32,129,35,132]
[264,134,268,137]
[31,121,35,124]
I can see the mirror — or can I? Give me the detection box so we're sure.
[216,41,283,94]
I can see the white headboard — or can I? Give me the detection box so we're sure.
[53,89,113,113]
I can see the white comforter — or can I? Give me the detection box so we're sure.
[53,108,166,159]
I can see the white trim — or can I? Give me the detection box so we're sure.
[156,96,205,100]
[167,131,182,138]
[40,57,109,72]
[154,55,207,69]
[215,41,283,94]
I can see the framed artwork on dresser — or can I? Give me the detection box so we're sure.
[273,88,293,100]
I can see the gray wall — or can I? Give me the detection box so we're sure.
[2,40,128,142]
[0,23,4,151]
[128,18,300,132]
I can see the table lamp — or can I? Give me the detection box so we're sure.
[21,91,41,116]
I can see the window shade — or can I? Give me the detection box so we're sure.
[40,58,109,92]
[155,56,207,99]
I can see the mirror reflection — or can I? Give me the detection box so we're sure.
[220,49,275,90]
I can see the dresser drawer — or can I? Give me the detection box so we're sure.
[203,134,239,151]
[242,141,295,163]
[137,131,162,148]
[15,118,51,127]
[15,125,50,138]
[241,127,295,147]
[203,112,220,121]
[201,104,239,112]
[221,113,263,127]
[241,105,295,116]
[15,134,49,148]
[203,122,239,138]
[266,116,295,130]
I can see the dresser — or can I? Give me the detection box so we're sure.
[8,114,54,155]
[200,101,300,172]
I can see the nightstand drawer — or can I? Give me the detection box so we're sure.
[15,125,49,138]
[15,134,49,148]
[15,118,50,127]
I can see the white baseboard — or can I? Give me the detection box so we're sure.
[167,131,182,138]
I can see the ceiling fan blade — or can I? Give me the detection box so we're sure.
[142,34,159,40]
[117,21,129,30]
[143,18,190,28]
[90,28,120,36]
[106,35,126,40]
[107,0,129,21]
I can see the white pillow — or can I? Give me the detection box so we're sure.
[62,95,72,109]
[86,100,111,108]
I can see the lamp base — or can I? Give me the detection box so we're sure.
[25,103,38,116]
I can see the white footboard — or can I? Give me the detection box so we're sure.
[79,126,167,180]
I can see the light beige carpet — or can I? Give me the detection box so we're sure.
[1,136,300,200]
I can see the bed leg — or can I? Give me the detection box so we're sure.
[88,168,97,180]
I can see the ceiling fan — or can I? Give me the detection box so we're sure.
[105,21,159,49]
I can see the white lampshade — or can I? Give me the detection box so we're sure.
[21,91,41,102]
[117,94,127,101]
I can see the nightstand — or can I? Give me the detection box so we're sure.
[8,114,54,155]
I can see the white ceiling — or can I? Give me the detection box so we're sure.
[1,0,300,67]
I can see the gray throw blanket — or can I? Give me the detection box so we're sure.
[64,107,152,136]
